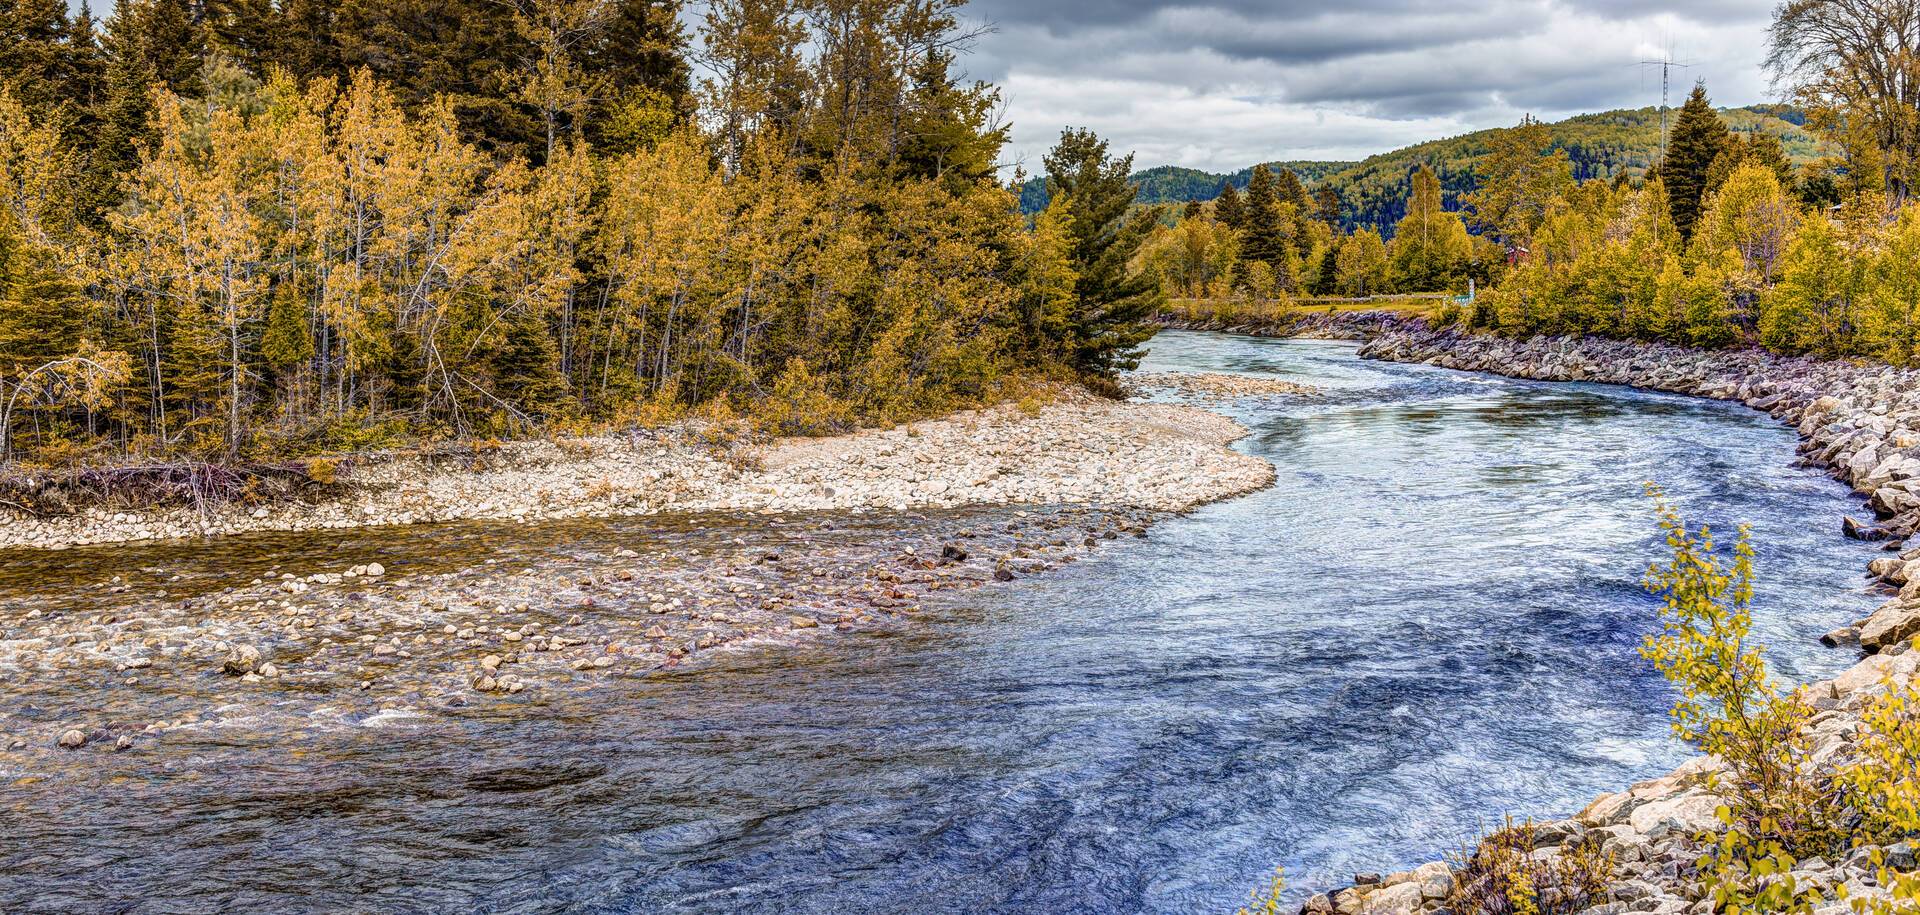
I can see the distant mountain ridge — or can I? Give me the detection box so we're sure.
[1019,104,1823,234]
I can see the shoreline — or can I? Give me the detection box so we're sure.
[0,387,1280,762]
[1168,313,1920,914]
[0,389,1275,552]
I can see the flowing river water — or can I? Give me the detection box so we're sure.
[0,330,1886,914]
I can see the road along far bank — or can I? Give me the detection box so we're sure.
[0,389,1276,552]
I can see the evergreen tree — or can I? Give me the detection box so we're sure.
[0,0,96,113]
[82,0,208,218]
[259,289,315,374]
[204,0,284,75]
[1308,243,1341,295]
[1182,199,1204,221]
[273,0,342,79]
[1042,127,1161,377]
[0,217,86,376]
[1241,165,1288,271]
[491,311,572,420]
[330,0,534,157]
[1214,179,1244,230]
[586,0,692,128]
[1466,114,1574,248]
[104,0,206,93]
[1662,83,1732,242]
[1275,167,1311,211]
[1707,132,1795,198]
[1312,186,1342,230]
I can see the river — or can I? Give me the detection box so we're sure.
[0,330,1882,913]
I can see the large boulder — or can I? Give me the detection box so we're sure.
[1866,454,1920,489]
[1628,792,1724,836]
[1833,652,1920,695]
[1360,882,1425,914]
[1860,603,1920,653]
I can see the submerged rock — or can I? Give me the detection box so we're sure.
[221,644,263,676]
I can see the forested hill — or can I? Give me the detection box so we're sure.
[1019,104,1821,233]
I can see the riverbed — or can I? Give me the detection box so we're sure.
[0,331,1883,913]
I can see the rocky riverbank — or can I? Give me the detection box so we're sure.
[1155,309,1421,342]
[0,389,1274,551]
[0,382,1288,765]
[1309,643,1919,915]
[1126,371,1321,403]
[1203,316,1920,915]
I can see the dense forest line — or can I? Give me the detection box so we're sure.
[1023,104,1822,236]
[1140,63,1920,359]
[0,0,1161,469]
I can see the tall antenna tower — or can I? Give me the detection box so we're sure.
[1635,50,1695,161]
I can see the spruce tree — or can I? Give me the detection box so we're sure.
[1309,243,1341,295]
[1213,180,1244,230]
[1662,83,1731,242]
[104,0,206,94]
[1182,199,1204,222]
[1042,127,1160,377]
[588,0,692,119]
[0,220,86,376]
[274,0,342,79]
[204,0,284,75]
[1241,164,1290,277]
[491,312,572,419]
[1275,167,1311,211]
[1706,133,1796,198]
[0,0,91,113]
[259,291,315,374]
[1312,186,1342,230]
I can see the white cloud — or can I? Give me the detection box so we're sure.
[964,0,1779,172]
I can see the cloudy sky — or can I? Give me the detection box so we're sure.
[954,0,1780,174]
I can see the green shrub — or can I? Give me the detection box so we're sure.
[1443,818,1615,915]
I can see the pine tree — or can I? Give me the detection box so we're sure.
[259,289,315,373]
[274,0,342,78]
[1275,167,1311,211]
[1466,114,1574,248]
[1662,83,1731,242]
[1707,133,1795,198]
[82,0,208,220]
[491,311,573,420]
[1312,186,1341,230]
[0,0,92,113]
[1242,164,1288,271]
[0,217,86,376]
[204,0,284,75]
[331,0,534,157]
[104,0,206,93]
[1308,243,1340,295]
[1213,179,1244,230]
[586,0,692,131]
[1042,127,1161,377]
